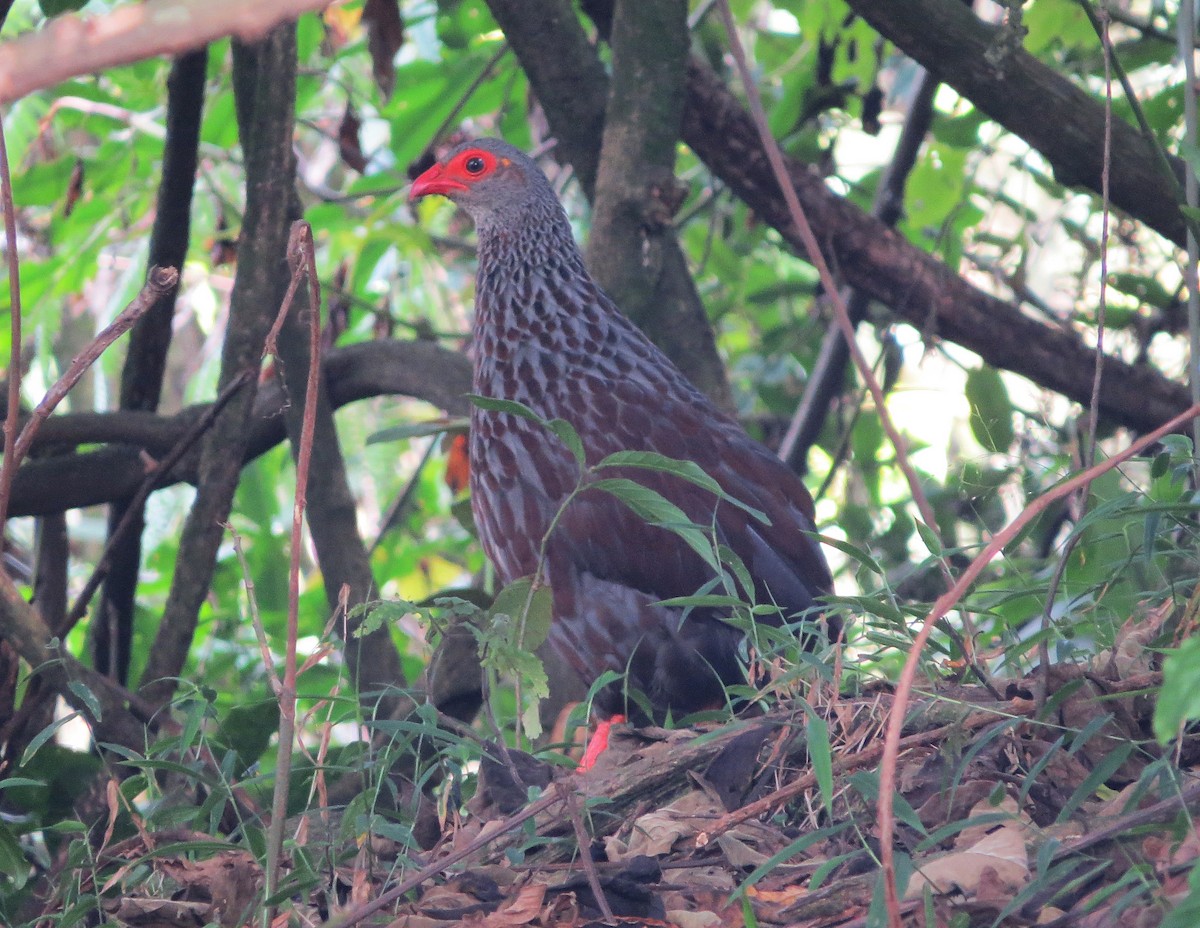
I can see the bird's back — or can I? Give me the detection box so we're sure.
[470,242,834,719]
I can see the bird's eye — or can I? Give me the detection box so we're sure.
[464,155,486,175]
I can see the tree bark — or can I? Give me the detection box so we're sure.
[139,25,298,709]
[585,0,726,410]
[847,0,1186,248]
[6,340,473,518]
[682,58,1191,434]
[96,48,207,684]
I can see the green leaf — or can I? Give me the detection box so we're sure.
[468,393,543,420]
[1154,636,1200,743]
[354,600,415,638]
[1161,860,1200,928]
[66,680,102,721]
[817,535,883,576]
[912,519,943,558]
[367,418,467,444]
[0,821,27,888]
[488,577,553,651]
[965,365,1014,453]
[735,822,849,896]
[715,544,755,604]
[803,707,834,815]
[40,0,89,16]
[21,713,80,767]
[653,594,751,610]
[468,394,584,465]
[596,450,769,523]
[589,477,720,571]
[1055,742,1133,822]
[0,777,44,790]
[1107,272,1175,311]
[546,418,586,467]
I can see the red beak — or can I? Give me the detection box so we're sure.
[409,163,468,201]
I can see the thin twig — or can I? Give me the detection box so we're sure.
[1088,10,1113,468]
[713,2,950,588]
[1036,8,1118,708]
[0,113,20,532]
[425,40,510,150]
[0,267,177,526]
[556,780,616,922]
[778,66,938,469]
[264,221,322,908]
[875,402,1200,926]
[62,371,253,633]
[226,521,283,696]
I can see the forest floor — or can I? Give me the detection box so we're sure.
[44,649,1200,928]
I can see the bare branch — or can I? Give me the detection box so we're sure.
[0,0,330,105]
[0,268,176,526]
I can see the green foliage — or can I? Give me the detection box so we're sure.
[3,0,1200,920]
[480,578,553,739]
[1155,637,1200,744]
[38,0,89,18]
[965,365,1015,454]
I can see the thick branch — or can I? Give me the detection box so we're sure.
[0,570,157,749]
[0,0,329,105]
[139,25,298,708]
[481,0,608,197]
[682,58,1191,433]
[98,48,207,683]
[846,0,1186,248]
[8,339,472,514]
[585,0,724,405]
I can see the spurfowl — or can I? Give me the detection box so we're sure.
[411,139,837,754]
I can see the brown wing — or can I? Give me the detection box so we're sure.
[539,378,834,717]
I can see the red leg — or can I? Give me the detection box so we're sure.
[577,714,626,772]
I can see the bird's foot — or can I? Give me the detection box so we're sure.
[577,714,627,772]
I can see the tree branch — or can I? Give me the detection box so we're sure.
[845,0,1187,248]
[682,58,1191,433]
[0,567,161,751]
[0,0,329,105]
[585,0,724,406]
[6,339,473,518]
[780,67,939,473]
[98,48,207,683]
[139,24,298,709]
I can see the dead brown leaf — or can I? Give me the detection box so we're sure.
[155,851,261,928]
[338,103,368,173]
[605,790,723,860]
[482,882,547,926]
[363,0,404,99]
[104,896,211,927]
[905,798,1030,901]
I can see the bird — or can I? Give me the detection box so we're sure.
[410,138,837,762]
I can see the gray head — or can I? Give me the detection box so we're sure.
[409,138,563,233]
